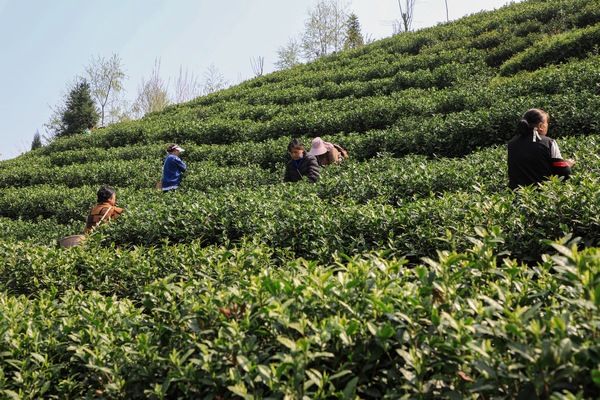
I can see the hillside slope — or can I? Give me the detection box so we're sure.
[1,0,600,398]
[1,0,598,254]
[19,0,600,159]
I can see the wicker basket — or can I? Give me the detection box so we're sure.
[59,234,85,248]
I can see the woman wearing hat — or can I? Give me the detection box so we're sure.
[162,143,187,192]
[309,137,344,166]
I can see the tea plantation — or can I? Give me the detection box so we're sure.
[1,0,600,398]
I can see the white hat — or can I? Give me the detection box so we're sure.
[168,144,185,153]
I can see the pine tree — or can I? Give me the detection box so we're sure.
[31,130,42,150]
[345,13,364,50]
[58,79,99,138]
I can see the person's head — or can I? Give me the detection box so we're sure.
[518,108,550,137]
[97,186,116,205]
[166,143,185,156]
[88,123,94,130]
[287,139,305,160]
[308,137,328,157]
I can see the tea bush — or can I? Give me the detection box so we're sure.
[2,135,599,249]
[0,234,599,398]
[88,174,599,264]
[1,0,600,397]
[500,23,600,76]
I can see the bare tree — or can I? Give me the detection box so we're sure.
[202,64,229,95]
[134,58,170,117]
[85,53,126,127]
[275,38,302,70]
[107,96,135,123]
[250,56,265,77]
[445,0,449,22]
[174,65,202,104]
[363,33,376,45]
[301,0,349,61]
[396,0,417,33]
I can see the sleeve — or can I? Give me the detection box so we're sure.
[549,140,571,180]
[175,157,187,172]
[283,162,293,182]
[551,158,572,180]
[304,156,321,183]
[110,206,124,220]
[549,140,563,159]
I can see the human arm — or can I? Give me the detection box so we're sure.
[110,206,124,221]
[174,156,187,172]
[284,161,299,182]
[550,140,574,178]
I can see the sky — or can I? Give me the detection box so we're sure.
[0,0,523,160]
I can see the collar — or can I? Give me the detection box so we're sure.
[293,155,305,167]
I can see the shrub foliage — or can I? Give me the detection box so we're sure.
[1,0,600,397]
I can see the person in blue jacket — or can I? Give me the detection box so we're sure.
[162,143,187,192]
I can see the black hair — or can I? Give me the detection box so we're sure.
[287,139,305,152]
[518,108,549,136]
[88,123,94,129]
[97,186,116,203]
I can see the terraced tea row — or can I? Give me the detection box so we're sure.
[0,234,598,398]
[28,55,600,157]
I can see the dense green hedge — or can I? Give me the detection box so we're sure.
[0,235,599,398]
[2,1,600,397]
[6,177,600,264]
[0,158,280,191]
[84,174,599,263]
[1,134,597,239]
[0,217,76,244]
[500,23,600,76]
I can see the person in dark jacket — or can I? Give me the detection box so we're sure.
[507,108,575,190]
[284,139,320,183]
[162,143,187,192]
